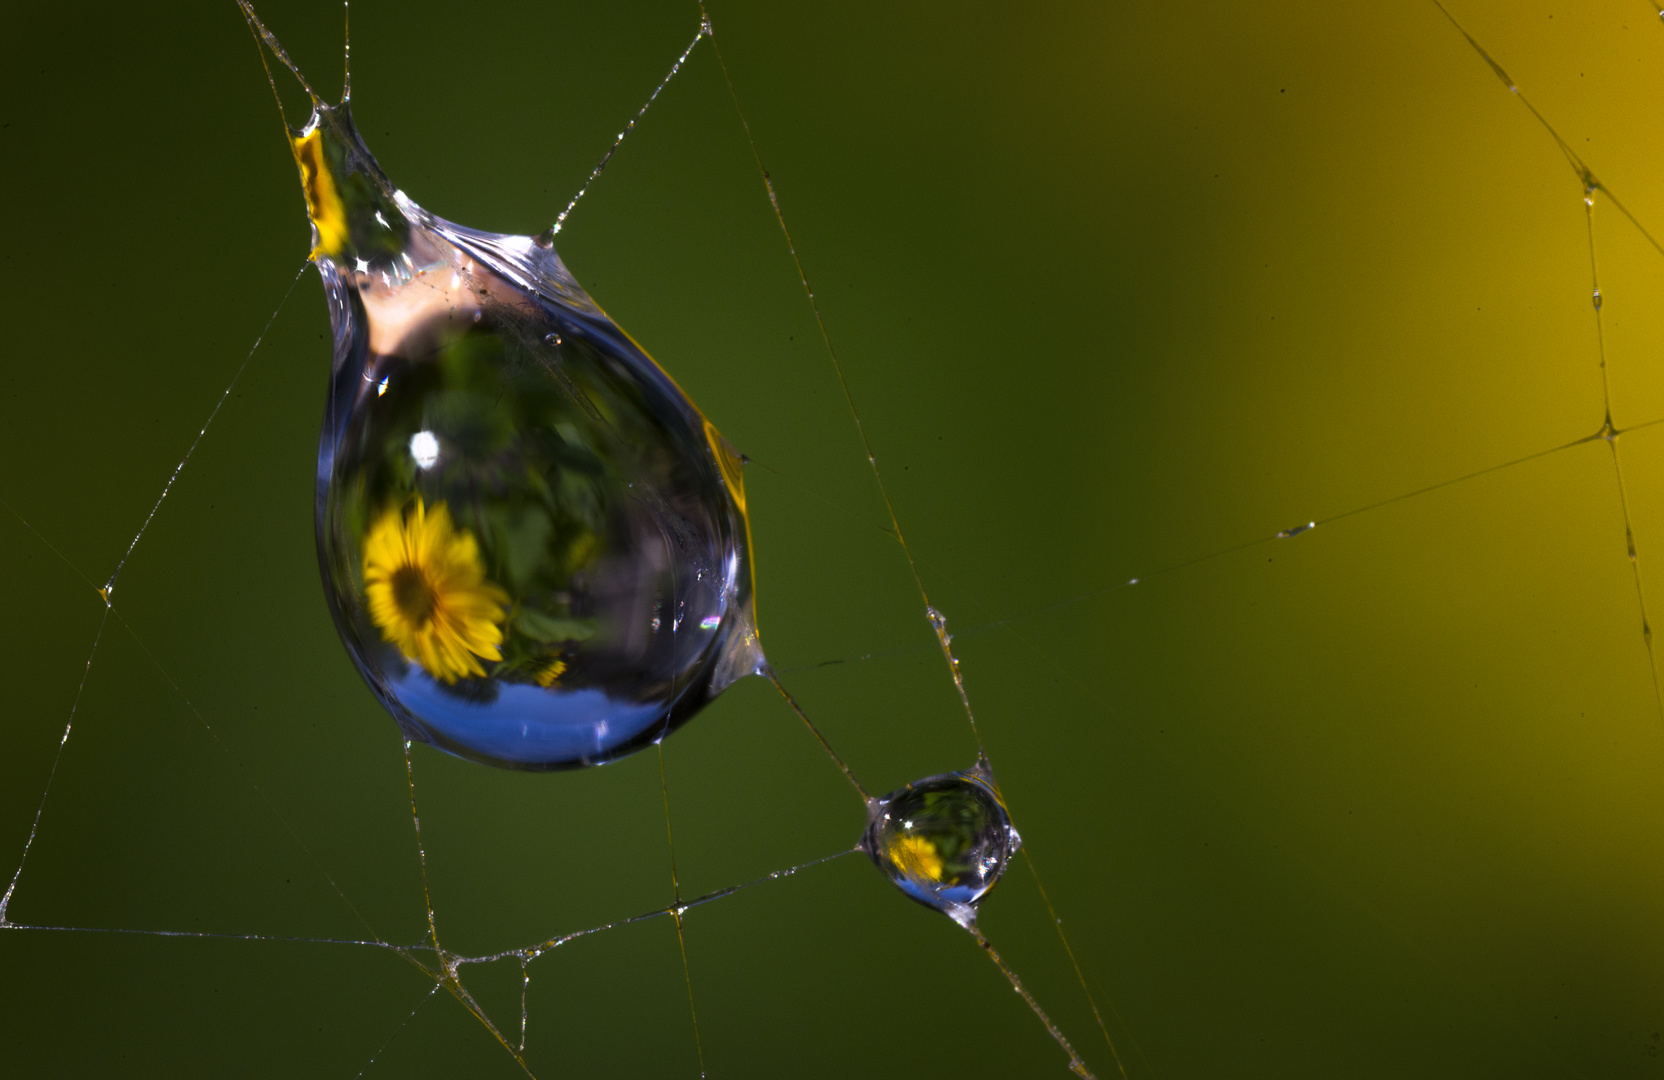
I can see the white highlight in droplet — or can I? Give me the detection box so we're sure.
[377,376,389,397]
[410,430,440,470]
[699,615,721,630]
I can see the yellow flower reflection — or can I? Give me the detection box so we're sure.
[534,658,568,688]
[363,497,509,684]
[887,833,944,883]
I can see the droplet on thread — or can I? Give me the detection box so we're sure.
[272,75,764,770]
[861,760,1019,927]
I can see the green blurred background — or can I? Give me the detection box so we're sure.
[4,0,1664,1075]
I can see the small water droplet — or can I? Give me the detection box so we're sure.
[861,763,1020,923]
[544,332,562,347]
[1593,288,1603,310]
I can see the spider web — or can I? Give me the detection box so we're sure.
[2,0,1661,1076]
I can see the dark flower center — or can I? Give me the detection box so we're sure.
[390,565,437,626]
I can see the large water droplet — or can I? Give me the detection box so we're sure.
[288,100,761,770]
[861,762,1020,928]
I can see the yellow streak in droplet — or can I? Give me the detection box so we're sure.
[703,419,747,518]
[291,128,347,260]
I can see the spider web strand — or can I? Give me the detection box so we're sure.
[353,982,440,1080]
[1,608,111,926]
[975,929,1097,1079]
[764,666,869,799]
[1434,3,1664,723]
[703,10,1111,1075]
[698,8,983,745]
[550,17,712,236]
[101,262,308,605]
[1020,849,1133,1080]
[656,742,708,1078]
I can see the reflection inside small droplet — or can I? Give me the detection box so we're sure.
[861,762,1020,928]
